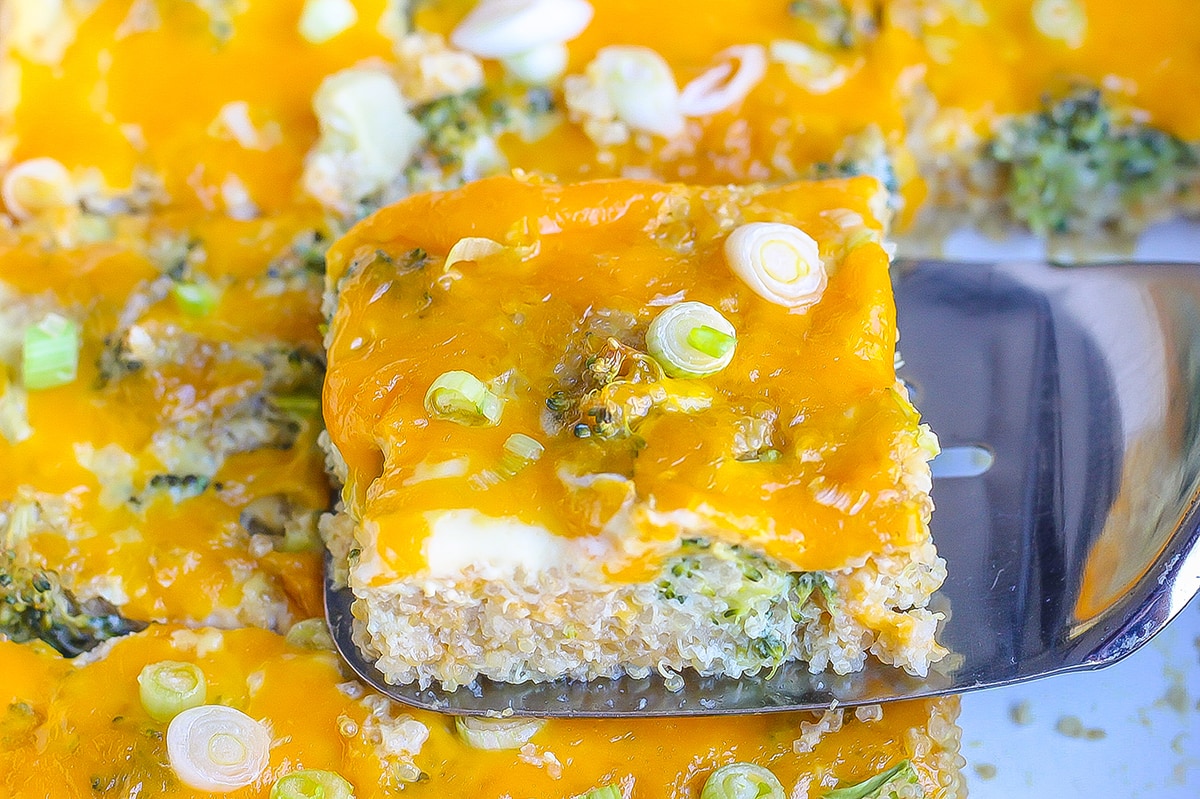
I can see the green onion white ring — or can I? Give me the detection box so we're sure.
[699,763,786,799]
[271,769,356,799]
[297,0,358,44]
[450,0,594,59]
[678,45,767,117]
[138,661,207,723]
[592,46,685,137]
[284,617,335,651]
[1,157,76,221]
[724,222,827,310]
[444,237,504,271]
[646,301,737,379]
[502,42,570,83]
[424,371,503,427]
[455,716,546,750]
[1032,0,1087,48]
[166,705,271,792]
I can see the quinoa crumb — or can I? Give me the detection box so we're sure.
[1054,715,1106,740]
[972,763,997,780]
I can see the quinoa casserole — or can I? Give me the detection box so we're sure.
[2,0,1198,796]
[320,174,947,692]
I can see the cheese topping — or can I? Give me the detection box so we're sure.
[324,176,929,583]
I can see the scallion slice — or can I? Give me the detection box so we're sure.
[700,763,786,799]
[646,301,737,379]
[271,769,356,799]
[686,325,736,359]
[274,392,322,417]
[822,760,922,799]
[501,432,544,471]
[424,371,503,427]
[138,661,207,722]
[724,222,827,310]
[172,281,221,317]
[22,314,80,390]
[454,716,546,750]
[166,705,271,792]
[578,785,623,799]
[298,0,359,44]
[284,618,334,651]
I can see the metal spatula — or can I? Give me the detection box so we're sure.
[325,259,1200,717]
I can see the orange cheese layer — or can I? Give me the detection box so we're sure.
[0,627,391,795]
[0,212,330,624]
[418,0,1200,183]
[8,1,1198,228]
[0,626,960,797]
[324,175,929,581]
[893,0,1200,141]
[3,0,395,214]
[418,0,923,206]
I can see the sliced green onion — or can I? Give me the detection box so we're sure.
[686,325,736,359]
[424,371,503,427]
[271,769,356,799]
[284,618,335,651]
[646,301,737,379]
[472,433,546,489]
[502,42,569,83]
[298,0,359,44]
[822,760,921,799]
[449,0,594,59]
[591,45,685,137]
[454,716,546,750]
[500,432,544,472]
[138,661,208,722]
[1032,0,1087,49]
[444,237,504,271]
[172,281,221,318]
[724,222,826,310]
[578,785,622,799]
[22,313,80,390]
[274,392,322,417]
[166,705,272,792]
[700,763,786,799]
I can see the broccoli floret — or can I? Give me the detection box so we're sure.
[988,88,1198,236]
[412,91,495,169]
[814,126,901,211]
[655,540,836,671]
[0,553,146,657]
[788,0,879,49]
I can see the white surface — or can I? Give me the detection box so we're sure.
[959,601,1200,797]
[939,221,1200,797]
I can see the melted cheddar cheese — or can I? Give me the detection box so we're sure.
[0,211,331,630]
[1,0,399,215]
[324,175,929,582]
[0,626,964,798]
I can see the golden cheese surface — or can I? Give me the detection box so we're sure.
[325,175,931,581]
[0,626,961,798]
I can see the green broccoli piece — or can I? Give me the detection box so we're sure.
[0,553,146,657]
[988,88,1198,236]
[656,540,836,672]
[788,0,878,49]
[413,91,495,169]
